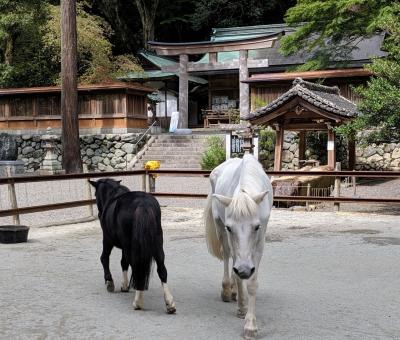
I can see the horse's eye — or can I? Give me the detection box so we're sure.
[255,225,260,231]
[226,226,232,232]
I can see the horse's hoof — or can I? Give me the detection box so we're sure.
[133,302,143,310]
[121,286,129,293]
[236,308,247,319]
[106,280,115,292]
[244,327,258,340]
[166,302,176,314]
[221,291,231,302]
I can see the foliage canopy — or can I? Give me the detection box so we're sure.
[281,0,400,143]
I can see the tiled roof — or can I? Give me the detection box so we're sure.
[248,78,358,119]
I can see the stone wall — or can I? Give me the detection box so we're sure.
[258,131,400,171]
[15,133,146,172]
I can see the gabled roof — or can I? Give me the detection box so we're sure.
[196,23,386,71]
[248,78,358,120]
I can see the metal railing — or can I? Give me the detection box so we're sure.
[0,169,399,222]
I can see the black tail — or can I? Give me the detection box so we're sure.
[130,201,161,291]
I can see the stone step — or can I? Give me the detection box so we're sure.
[139,156,202,162]
[134,163,202,170]
[144,150,206,156]
[148,146,206,152]
[152,142,207,147]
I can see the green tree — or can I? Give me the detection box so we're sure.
[44,3,141,84]
[0,0,56,87]
[201,136,226,170]
[280,1,400,142]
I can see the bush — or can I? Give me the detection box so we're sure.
[200,136,226,170]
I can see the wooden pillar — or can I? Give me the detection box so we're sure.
[348,136,356,170]
[298,131,306,167]
[274,125,284,171]
[239,49,249,119]
[61,0,82,173]
[178,54,188,128]
[327,128,336,168]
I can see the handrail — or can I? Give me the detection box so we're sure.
[133,120,158,152]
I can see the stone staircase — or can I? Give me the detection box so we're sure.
[133,134,216,170]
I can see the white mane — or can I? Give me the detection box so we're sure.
[228,155,266,219]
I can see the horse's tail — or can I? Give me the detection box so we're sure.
[130,202,160,290]
[204,191,223,261]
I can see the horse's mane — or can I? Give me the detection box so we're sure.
[227,155,265,219]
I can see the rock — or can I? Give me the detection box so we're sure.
[282,150,294,162]
[114,142,122,149]
[94,149,102,156]
[21,146,34,155]
[114,149,126,157]
[120,133,136,142]
[392,148,400,159]
[89,143,98,149]
[86,149,94,156]
[103,158,110,166]
[367,154,383,163]
[362,146,377,158]
[115,163,127,169]
[21,135,31,141]
[98,163,107,171]
[33,151,42,158]
[91,156,103,165]
[106,134,120,141]
[82,136,94,144]
[32,135,41,142]
[94,134,105,140]
[121,143,135,154]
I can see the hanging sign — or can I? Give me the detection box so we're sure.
[231,135,244,154]
[327,141,335,151]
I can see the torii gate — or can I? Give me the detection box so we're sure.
[148,33,282,128]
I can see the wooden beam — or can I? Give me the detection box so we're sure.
[274,126,284,171]
[239,50,249,119]
[244,68,372,83]
[209,52,217,64]
[161,59,270,73]
[327,128,336,168]
[281,123,329,131]
[148,34,280,56]
[179,54,188,128]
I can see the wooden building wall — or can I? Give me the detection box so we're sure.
[0,90,148,130]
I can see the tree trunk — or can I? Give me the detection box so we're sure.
[135,0,159,49]
[4,35,13,65]
[61,0,83,174]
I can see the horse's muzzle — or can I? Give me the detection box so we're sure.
[233,265,255,280]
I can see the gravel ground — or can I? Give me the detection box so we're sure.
[1,208,400,339]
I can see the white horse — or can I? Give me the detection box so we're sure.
[204,154,273,340]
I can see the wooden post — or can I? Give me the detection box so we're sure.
[141,174,147,192]
[348,136,356,170]
[61,0,83,174]
[274,126,284,171]
[6,168,20,225]
[239,49,249,119]
[298,131,306,167]
[225,131,231,160]
[178,54,188,128]
[327,128,336,169]
[83,165,94,217]
[334,162,341,212]
[306,183,311,211]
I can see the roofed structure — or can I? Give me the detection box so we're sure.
[247,78,359,170]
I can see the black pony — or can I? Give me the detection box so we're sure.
[89,178,176,313]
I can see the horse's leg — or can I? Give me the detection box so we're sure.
[235,276,248,319]
[217,219,232,302]
[244,268,260,340]
[120,252,129,292]
[155,247,176,314]
[133,290,144,310]
[231,270,237,301]
[100,239,114,292]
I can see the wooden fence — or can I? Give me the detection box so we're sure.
[0,169,400,223]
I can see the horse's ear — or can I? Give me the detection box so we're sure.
[88,180,98,188]
[117,180,122,184]
[251,191,269,204]
[213,194,232,207]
